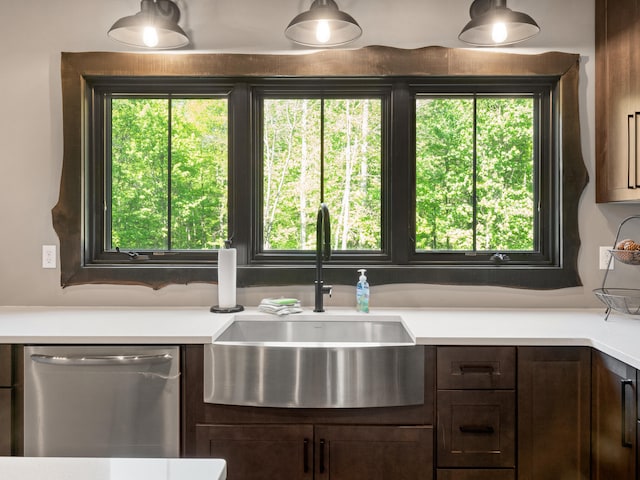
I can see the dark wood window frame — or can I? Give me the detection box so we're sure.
[54,47,587,290]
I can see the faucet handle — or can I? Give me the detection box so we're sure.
[322,285,333,297]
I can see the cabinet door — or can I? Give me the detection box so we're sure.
[0,389,11,456]
[596,0,640,201]
[0,346,11,387]
[591,350,636,480]
[195,424,313,480]
[314,425,433,480]
[517,347,591,480]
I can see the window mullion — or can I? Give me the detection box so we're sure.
[320,97,325,203]
[472,95,478,253]
[167,96,173,251]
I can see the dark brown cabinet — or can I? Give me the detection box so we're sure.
[436,346,516,477]
[195,424,433,480]
[517,347,591,480]
[437,389,515,468]
[0,345,12,456]
[183,342,640,478]
[196,424,314,479]
[313,425,432,480]
[437,469,515,480]
[596,0,640,202]
[184,344,435,479]
[591,350,636,479]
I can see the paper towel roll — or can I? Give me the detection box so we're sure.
[217,248,237,308]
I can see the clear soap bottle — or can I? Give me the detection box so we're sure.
[356,269,370,313]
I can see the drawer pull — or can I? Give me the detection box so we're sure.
[621,379,634,448]
[303,438,309,473]
[319,438,326,474]
[459,425,495,434]
[459,364,495,374]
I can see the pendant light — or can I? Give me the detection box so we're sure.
[459,0,540,46]
[285,0,362,47]
[108,0,189,49]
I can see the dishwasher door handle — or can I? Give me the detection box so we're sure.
[30,353,173,366]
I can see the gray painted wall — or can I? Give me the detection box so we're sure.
[1,0,637,308]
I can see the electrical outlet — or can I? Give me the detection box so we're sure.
[42,245,56,269]
[599,246,614,270]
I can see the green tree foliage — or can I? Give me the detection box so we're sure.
[109,93,533,255]
[415,95,534,252]
[110,97,228,251]
[263,98,382,251]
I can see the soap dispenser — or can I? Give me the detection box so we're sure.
[356,269,370,313]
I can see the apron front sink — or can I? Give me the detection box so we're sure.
[204,315,424,409]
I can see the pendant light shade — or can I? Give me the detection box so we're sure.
[108,0,189,49]
[285,0,362,47]
[459,0,539,46]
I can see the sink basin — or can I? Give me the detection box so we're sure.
[213,315,414,346]
[204,314,424,409]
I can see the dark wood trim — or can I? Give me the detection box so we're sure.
[54,47,586,289]
[60,47,578,78]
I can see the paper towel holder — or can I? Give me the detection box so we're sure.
[211,239,245,314]
[210,304,244,313]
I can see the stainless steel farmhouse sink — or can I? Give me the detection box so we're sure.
[204,315,424,409]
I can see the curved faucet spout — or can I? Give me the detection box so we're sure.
[314,203,332,312]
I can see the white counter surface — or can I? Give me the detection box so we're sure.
[0,457,226,480]
[1,306,640,368]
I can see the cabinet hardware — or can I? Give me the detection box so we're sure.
[303,438,309,473]
[459,365,495,374]
[621,379,634,448]
[29,353,173,366]
[628,115,636,189]
[319,438,326,474]
[459,425,495,434]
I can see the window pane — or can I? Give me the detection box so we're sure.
[263,99,322,250]
[111,98,169,250]
[110,97,228,251]
[170,98,228,249]
[415,97,474,250]
[476,97,535,251]
[415,96,535,252]
[263,98,382,251]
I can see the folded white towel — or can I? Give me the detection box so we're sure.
[258,298,303,316]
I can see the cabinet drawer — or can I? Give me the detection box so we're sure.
[437,390,515,468]
[0,346,11,387]
[437,469,514,480]
[437,346,515,389]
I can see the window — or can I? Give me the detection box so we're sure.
[108,95,229,252]
[56,48,586,289]
[410,83,554,268]
[258,92,385,260]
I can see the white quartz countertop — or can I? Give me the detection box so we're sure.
[0,458,226,480]
[2,305,640,368]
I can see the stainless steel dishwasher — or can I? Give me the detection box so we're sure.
[24,345,180,457]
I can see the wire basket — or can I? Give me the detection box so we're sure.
[610,249,640,265]
[594,288,640,317]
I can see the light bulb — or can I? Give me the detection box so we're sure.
[315,20,331,44]
[491,22,508,43]
[143,26,159,48]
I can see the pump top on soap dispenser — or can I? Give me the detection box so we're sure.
[356,269,370,313]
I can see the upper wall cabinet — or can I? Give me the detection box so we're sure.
[596,0,640,202]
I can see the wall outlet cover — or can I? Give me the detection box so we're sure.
[42,245,56,269]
